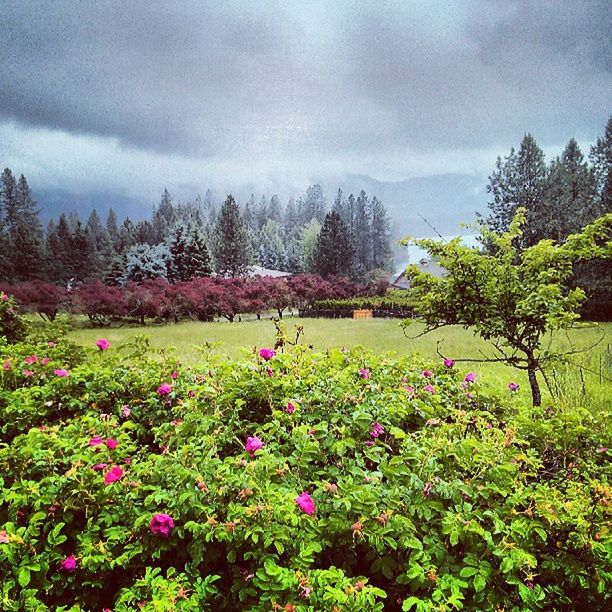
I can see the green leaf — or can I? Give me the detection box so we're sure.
[18,567,31,587]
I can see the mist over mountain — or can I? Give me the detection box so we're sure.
[34,172,488,239]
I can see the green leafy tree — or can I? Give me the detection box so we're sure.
[402,208,612,406]
[299,219,321,273]
[314,211,354,278]
[212,195,252,277]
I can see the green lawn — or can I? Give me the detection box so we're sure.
[68,317,612,409]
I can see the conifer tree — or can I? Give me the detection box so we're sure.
[370,196,393,271]
[353,190,372,274]
[168,224,212,282]
[212,195,252,277]
[12,175,44,280]
[589,116,612,213]
[258,220,287,270]
[314,211,353,278]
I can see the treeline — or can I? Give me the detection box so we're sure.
[0,275,386,325]
[0,176,393,285]
[480,118,612,319]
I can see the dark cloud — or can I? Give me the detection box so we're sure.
[0,0,610,168]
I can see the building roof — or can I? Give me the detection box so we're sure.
[390,258,446,289]
[248,266,293,278]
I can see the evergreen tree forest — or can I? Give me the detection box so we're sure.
[0,176,394,284]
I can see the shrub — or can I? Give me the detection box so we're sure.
[0,336,609,610]
[0,291,28,343]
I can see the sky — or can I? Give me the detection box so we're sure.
[0,0,610,207]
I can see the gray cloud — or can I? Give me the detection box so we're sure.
[0,0,610,185]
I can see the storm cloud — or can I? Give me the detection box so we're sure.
[0,0,610,199]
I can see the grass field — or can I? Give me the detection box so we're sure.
[67,316,612,409]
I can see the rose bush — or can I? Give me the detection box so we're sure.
[0,331,610,610]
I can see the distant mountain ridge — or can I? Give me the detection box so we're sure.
[33,172,489,236]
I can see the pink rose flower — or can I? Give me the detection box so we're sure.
[96,338,110,351]
[22,369,34,377]
[443,358,455,368]
[245,435,263,458]
[370,422,384,438]
[89,436,103,446]
[104,466,123,485]
[295,491,316,515]
[157,382,172,396]
[259,348,276,361]
[365,440,375,447]
[54,369,69,377]
[508,382,519,392]
[59,555,77,573]
[286,402,295,414]
[404,385,415,395]
[423,384,435,394]
[41,357,50,365]
[171,370,178,379]
[122,405,131,418]
[359,368,370,380]
[464,372,477,383]
[47,341,56,347]
[2,359,11,371]
[106,438,118,449]
[0,530,9,543]
[92,463,107,471]
[422,369,433,378]
[150,513,174,537]
[24,355,38,365]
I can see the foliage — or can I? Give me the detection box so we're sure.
[213,195,253,277]
[402,209,612,405]
[314,211,354,278]
[0,329,610,610]
[0,292,28,343]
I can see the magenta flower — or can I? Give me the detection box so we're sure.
[24,355,38,365]
[423,384,435,394]
[508,382,519,392]
[59,555,77,573]
[422,369,433,378]
[41,357,50,365]
[359,368,370,380]
[464,372,477,383]
[259,348,276,361]
[22,369,34,377]
[370,422,384,438]
[47,341,57,347]
[266,367,274,378]
[106,438,118,450]
[295,491,316,515]
[466,392,474,399]
[54,369,69,377]
[365,440,375,447]
[157,382,172,396]
[404,385,415,395]
[92,463,107,471]
[2,359,11,371]
[286,402,296,414]
[443,358,455,368]
[171,370,178,379]
[104,466,123,485]
[122,405,131,418]
[245,435,264,458]
[150,513,174,537]
[89,436,103,447]
[96,338,110,351]
[597,446,608,453]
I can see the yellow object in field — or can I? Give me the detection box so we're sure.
[353,309,373,319]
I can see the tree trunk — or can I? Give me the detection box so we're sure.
[527,359,541,406]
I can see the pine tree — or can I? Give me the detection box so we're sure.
[314,211,353,278]
[268,195,283,224]
[116,218,137,253]
[11,175,44,280]
[353,190,372,274]
[589,116,612,213]
[370,196,393,271]
[47,214,74,284]
[480,133,548,248]
[168,224,212,282]
[106,208,119,241]
[85,209,114,280]
[151,188,176,243]
[258,220,287,270]
[212,195,252,277]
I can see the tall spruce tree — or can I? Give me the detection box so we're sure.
[480,133,548,248]
[353,190,372,274]
[258,219,287,270]
[12,174,44,280]
[369,196,393,271]
[314,211,353,278]
[168,224,212,282]
[151,188,176,243]
[213,195,252,277]
[589,116,612,213]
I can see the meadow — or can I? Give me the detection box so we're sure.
[68,316,612,411]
